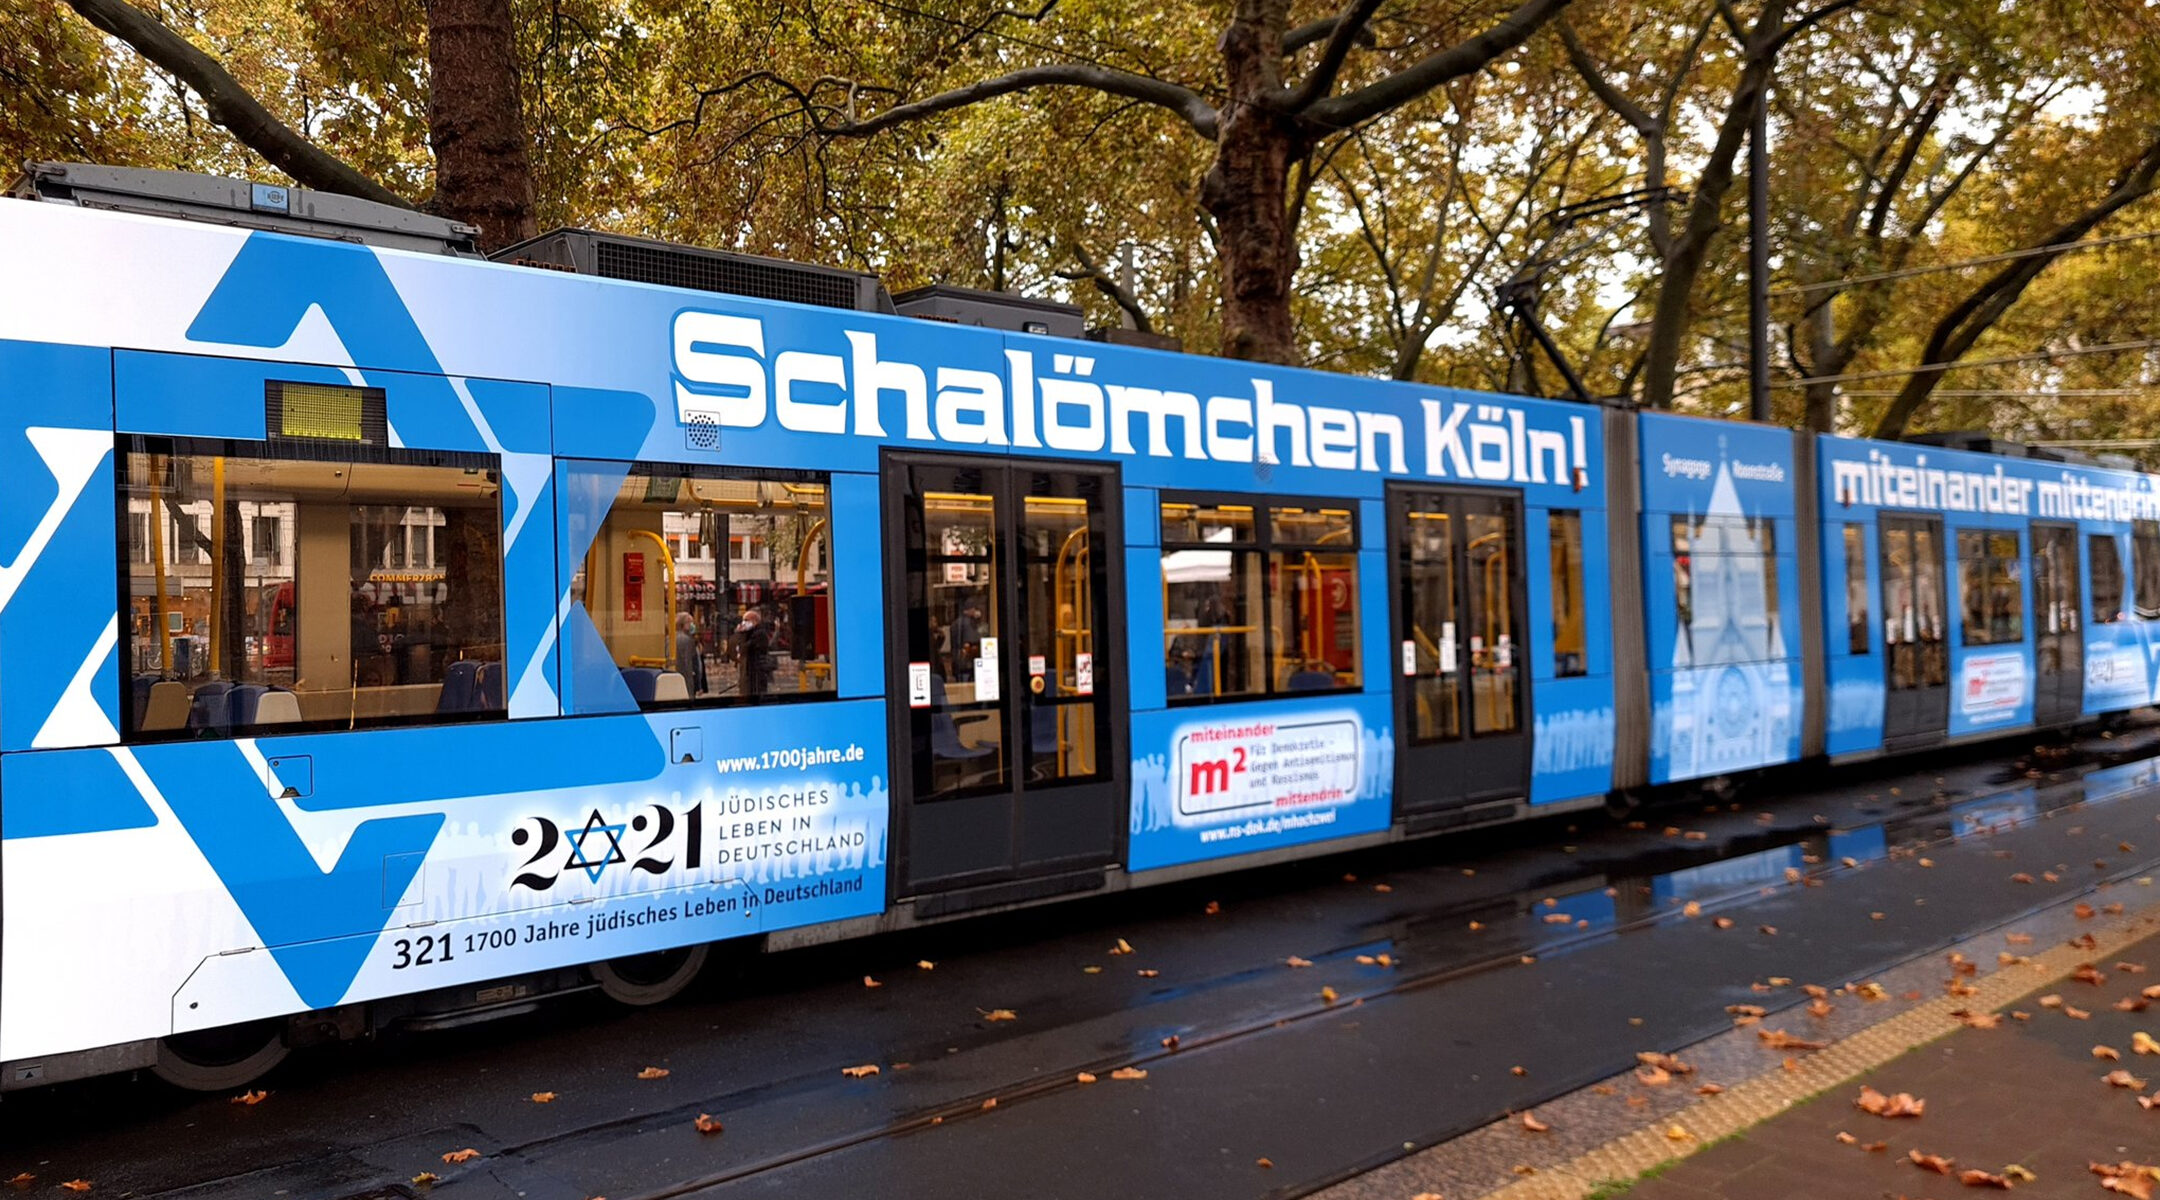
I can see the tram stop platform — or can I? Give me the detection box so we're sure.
[1326,875,2160,1199]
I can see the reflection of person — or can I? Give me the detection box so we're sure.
[737,608,774,698]
[949,597,985,680]
[675,612,707,696]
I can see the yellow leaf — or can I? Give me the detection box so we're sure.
[636,1067,670,1080]
[842,1064,880,1078]
[411,1175,439,1188]
[531,1092,557,1103]
[918,960,936,970]
[1075,1072,1097,1084]
[442,1149,481,1164]
[2133,1031,2159,1055]
[1682,901,1702,918]
[981,1008,1018,1022]
[1082,965,1102,974]
[1665,1125,1692,1142]
[1320,986,1339,1004]
[1110,938,1133,955]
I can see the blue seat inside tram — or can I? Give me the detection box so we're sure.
[929,675,994,763]
[620,666,660,705]
[475,662,504,710]
[1287,667,1336,691]
[186,680,233,731]
[227,683,266,724]
[436,660,479,713]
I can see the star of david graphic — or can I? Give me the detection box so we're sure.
[565,809,628,883]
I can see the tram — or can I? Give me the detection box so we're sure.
[3,163,2157,1091]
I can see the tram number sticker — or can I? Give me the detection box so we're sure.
[908,662,931,708]
[1173,717,1360,821]
[1401,640,1416,677]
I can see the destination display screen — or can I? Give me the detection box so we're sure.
[266,380,384,444]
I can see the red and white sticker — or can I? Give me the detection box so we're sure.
[1074,652,1094,695]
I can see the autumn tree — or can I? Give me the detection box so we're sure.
[693,0,1573,363]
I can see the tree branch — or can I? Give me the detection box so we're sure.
[1283,13,1378,54]
[1870,131,2160,438]
[59,0,405,207]
[1305,0,1574,131]
[1556,19,1656,137]
[1277,0,1388,112]
[817,62,1219,139]
[1059,242,1154,333]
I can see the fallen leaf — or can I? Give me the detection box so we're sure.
[1919,858,1935,868]
[1637,1051,1694,1075]
[694,1114,723,1135]
[2007,933,2034,945]
[1467,921,1484,931]
[1836,1131,1858,1145]
[1855,982,1888,1000]
[2093,1162,2159,1200]
[2097,1045,2124,1060]
[1636,1066,1671,1086]
[1803,983,1830,999]
[1953,1009,2002,1029]
[1542,914,1572,925]
[1521,1111,1549,1133]
[1769,976,1794,987]
[2078,903,2099,920]
[981,1008,1018,1022]
[2147,985,2160,999]
[1204,901,1221,915]
[1137,969,1160,978]
[1665,1124,1692,1142]
[1357,954,1377,964]
[1856,1086,1926,1117]
[1592,1084,1617,1095]
[58,1186,91,1196]
[2076,965,2108,986]
[3,1175,30,1191]
[230,1089,268,1106]
[441,1149,481,1165]
[1082,965,1102,974]
[1760,925,1779,936]
[1160,1035,1180,1051]
[530,1092,557,1103]
[1759,1029,1827,1051]
[1696,1082,1725,1096]
[1910,1150,1956,1174]
[2108,902,2127,915]
[1342,873,1357,883]
[1321,987,1339,1004]
[1957,1168,2013,1188]
[1782,1056,1800,1072]
[2068,1005,2093,1020]
[1510,1065,1527,1076]
[636,1067,670,1080]
[1520,955,1537,965]
[918,960,936,970]
[2134,1032,2159,1055]
[1685,831,1709,841]
[2012,873,2036,884]
[2120,997,2152,1013]
[2004,1165,2037,1183]
[1110,938,1133,955]
[1110,1067,1147,1081]
[842,1064,880,1078]
[863,975,883,988]
[1715,917,1736,929]
[1863,1141,1889,1152]
[2040,994,2065,1008]
[410,1175,438,1189]
[1374,883,1393,894]
[1683,901,1703,918]
[1076,1072,1097,1084]
[1808,999,1834,1019]
[1256,1157,1273,1168]
[1726,1004,1767,1018]
[1377,953,1394,967]
[1285,956,1313,968]
[2104,1069,2148,1089]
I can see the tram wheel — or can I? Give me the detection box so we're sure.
[152,1020,290,1091]
[590,943,711,1006]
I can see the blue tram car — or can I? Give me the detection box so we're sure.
[0,164,2149,1090]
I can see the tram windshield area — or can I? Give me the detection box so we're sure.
[120,440,505,737]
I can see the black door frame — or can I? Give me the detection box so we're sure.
[880,450,1128,899]
[2030,520,2084,726]
[1880,513,1950,747]
[1385,481,1533,818]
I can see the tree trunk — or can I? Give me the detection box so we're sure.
[1802,300,1838,432]
[1202,0,1301,364]
[426,0,536,252]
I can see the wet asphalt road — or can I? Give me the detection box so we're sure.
[8,732,2160,1200]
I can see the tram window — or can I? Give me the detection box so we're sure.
[2134,520,2160,619]
[1669,514,1779,667]
[1161,499,1359,700]
[1956,530,2024,645]
[575,465,833,708]
[1843,524,1869,654]
[120,438,504,738]
[1547,512,1586,677]
[2092,533,2125,623]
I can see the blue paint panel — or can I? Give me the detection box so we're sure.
[275,714,670,811]
[830,471,883,699]
[1356,545,1389,704]
[1638,413,1801,782]
[1530,674,1615,804]
[1124,545,1168,714]
[114,350,280,440]
[552,384,662,462]
[1127,691,1394,872]
[0,342,118,752]
[1,750,157,837]
[1127,488,1159,548]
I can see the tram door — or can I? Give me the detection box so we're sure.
[1880,514,1950,746]
[2030,522,2084,725]
[883,454,1122,898]
[1388,485,1530,820]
